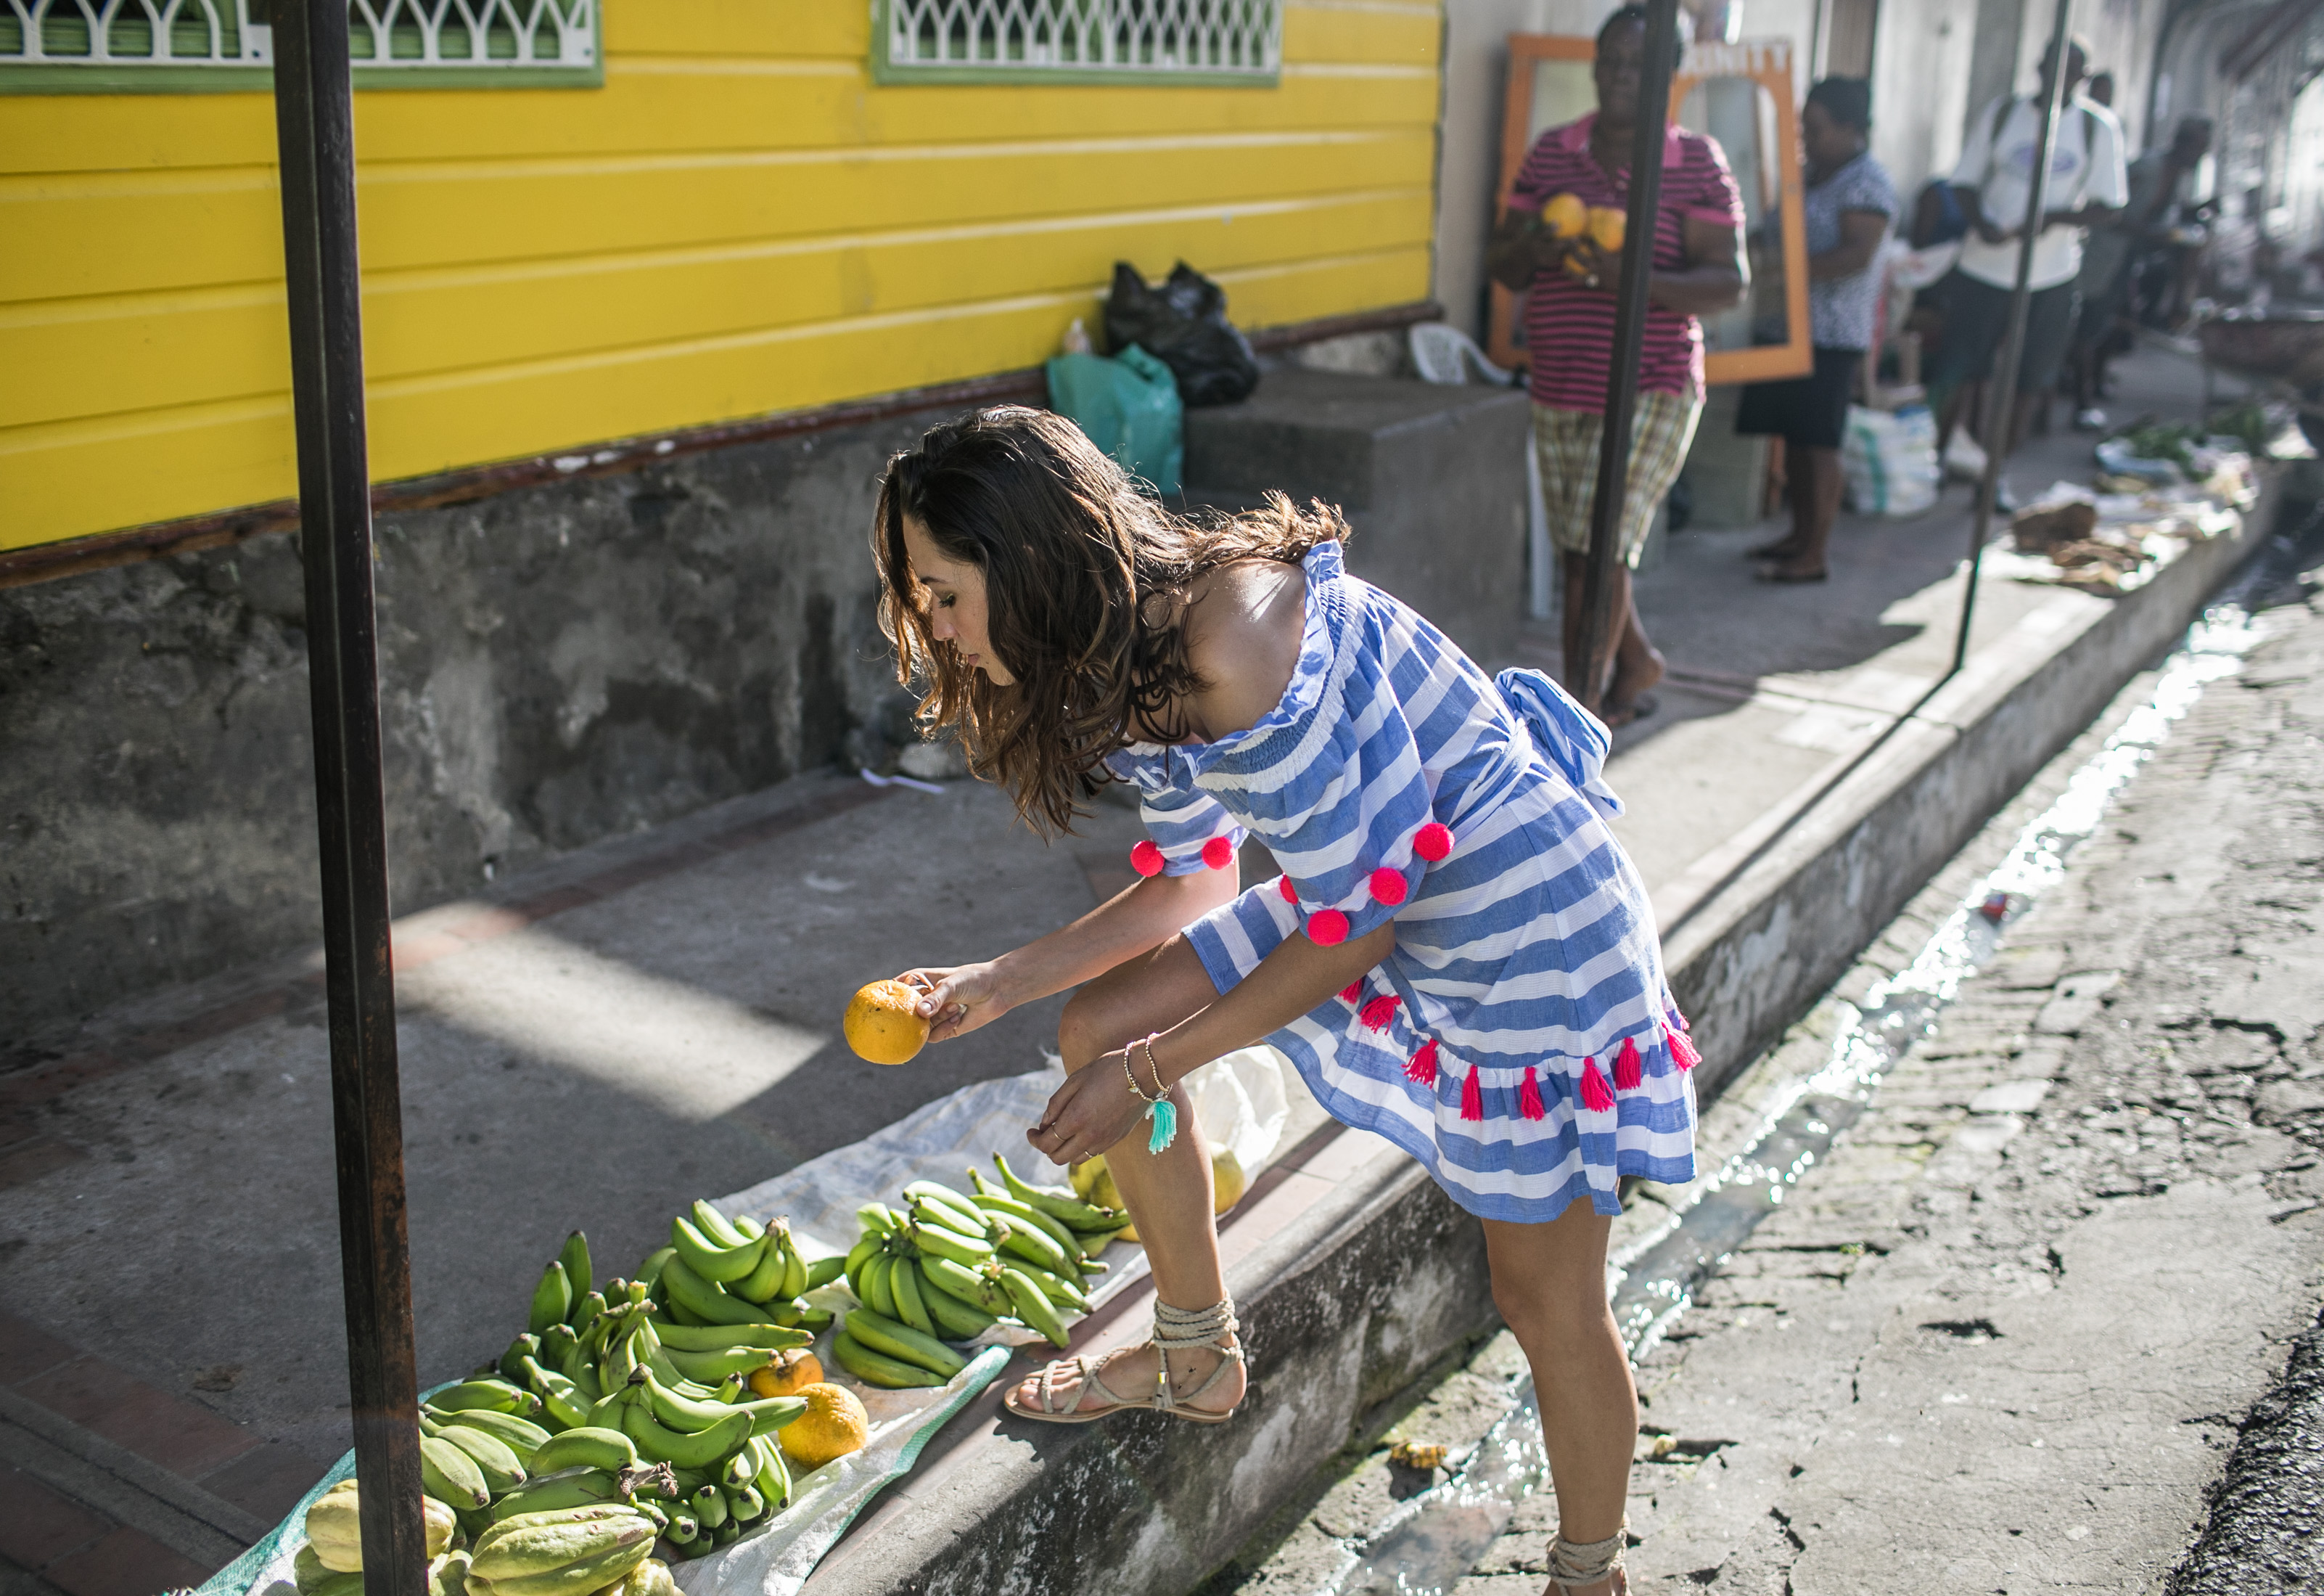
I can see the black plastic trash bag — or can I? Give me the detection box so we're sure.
[1102,261,1261,408]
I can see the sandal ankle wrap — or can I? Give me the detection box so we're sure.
[1548,1519,1627,1593]
[1006,1295,1244,1426]
[1151,1297,1243,1419]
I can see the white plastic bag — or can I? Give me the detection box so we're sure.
[1842,403,1939,516]
[1180,1044,1292,1173]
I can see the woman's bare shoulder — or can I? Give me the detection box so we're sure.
[1184,559,1308,741]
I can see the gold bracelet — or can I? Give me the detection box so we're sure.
[1138,1033,1170,1100]
[1123,1044,1162,1105]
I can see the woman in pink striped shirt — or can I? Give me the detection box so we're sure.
[1487,7,1747,730]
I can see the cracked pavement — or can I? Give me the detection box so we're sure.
[1204,542,2324,1595]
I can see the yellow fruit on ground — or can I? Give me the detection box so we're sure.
[1075,1146,1243,1238]
[1586,205,1626,253]
[843,979,931,1065]
[1212,1148,1247,1215]
[779,1381,870,1470]
[748,1348,824,1399]
[1069,1157,1104,1200]
[1539,191,1588,237]
[1074,1154,1122,1211]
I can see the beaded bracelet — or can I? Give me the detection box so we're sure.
[1125,1031,1179,1153]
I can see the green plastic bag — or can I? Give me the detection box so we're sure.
[1044,343,1183,497]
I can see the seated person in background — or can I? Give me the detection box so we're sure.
[2068,117,2212,428]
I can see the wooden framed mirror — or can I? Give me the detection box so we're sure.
[1487,34,1812,388]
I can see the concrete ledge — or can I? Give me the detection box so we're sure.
[798,481,2281,1596]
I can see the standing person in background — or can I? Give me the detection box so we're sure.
[1485,4,1747,728]
[1924,37,2126,493]
[2068,118,2212,430]
[1734,78,1896,583]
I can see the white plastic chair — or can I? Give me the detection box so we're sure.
[1408,324,1553,620]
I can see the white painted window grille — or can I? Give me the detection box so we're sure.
[883,0,1281,81]
[1,0,596,76]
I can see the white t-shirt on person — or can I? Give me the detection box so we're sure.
[1950,94,2128,290]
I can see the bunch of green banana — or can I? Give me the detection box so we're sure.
[650,1202,847,1333]
[655,1439,787,1559]
[834,1162,1120,1381]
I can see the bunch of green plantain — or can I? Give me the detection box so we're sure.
[496,1215,849,1557]
[833,1155,1130,1387]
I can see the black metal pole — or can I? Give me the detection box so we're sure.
[1570,0,1681,713]
[1953,0,2077,672]
[270,4,426,1587]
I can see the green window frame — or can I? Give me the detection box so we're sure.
[872,0,1281,88]
[0,0,601,93]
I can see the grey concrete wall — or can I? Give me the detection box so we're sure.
[1,413,927,1049]
[1183,367,1533,665]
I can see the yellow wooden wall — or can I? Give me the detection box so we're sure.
[0,1,1442,554]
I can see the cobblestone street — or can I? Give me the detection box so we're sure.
[1206,531,2324,1596]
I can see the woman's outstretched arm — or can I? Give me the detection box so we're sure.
[1033,919,1395,1166]
[903,864,1241,1044]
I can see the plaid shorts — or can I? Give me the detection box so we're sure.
[1532,388,1703,568]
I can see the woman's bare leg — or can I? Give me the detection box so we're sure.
[1484,1205,1635,1596]
[1762,446,1840,579]
[1008,932,1246,1416]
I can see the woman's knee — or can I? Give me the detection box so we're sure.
[1057,981,1149,1073]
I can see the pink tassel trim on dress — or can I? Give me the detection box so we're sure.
[1666,1026,1701,1071]
[1339,980,1365,1005]
[1580,1058,1617,1113]
[1459,1064,1485,1121]
[1360,994,1402,1032]
[1518,1065,1548,1121]
[1405,1038,1440,1086]
[1614,1036,1643,1092]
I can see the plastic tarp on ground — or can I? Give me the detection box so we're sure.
[196,1049,1289,1596]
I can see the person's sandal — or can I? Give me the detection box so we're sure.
[1546,1521,1628,1595]
[1003,1296,1244,1426]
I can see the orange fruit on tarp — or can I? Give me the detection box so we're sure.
[844,978,931,1065]
[1539,192,1588,237]
[779,1381,870,1470]
[1586,207,1626,252]
[748,1348,823,1399]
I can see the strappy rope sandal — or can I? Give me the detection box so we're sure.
[1546,1521,1629,1595]
[1003,1296,1244,1426]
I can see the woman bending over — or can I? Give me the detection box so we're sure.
[873,407,1701,1596]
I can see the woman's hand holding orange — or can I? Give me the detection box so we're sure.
[896,962,1012,1044]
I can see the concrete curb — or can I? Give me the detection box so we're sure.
[800,494,2279,1596]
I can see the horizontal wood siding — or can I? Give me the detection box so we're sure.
[1,0,1442,552]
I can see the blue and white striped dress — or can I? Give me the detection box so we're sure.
[1104,541,1698,1221]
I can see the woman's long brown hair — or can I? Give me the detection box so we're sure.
[873,406,1346,838]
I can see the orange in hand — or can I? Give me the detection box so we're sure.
[1586,207,1626,253]
[844,978,932,1065]
[1539,192,1588,237]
